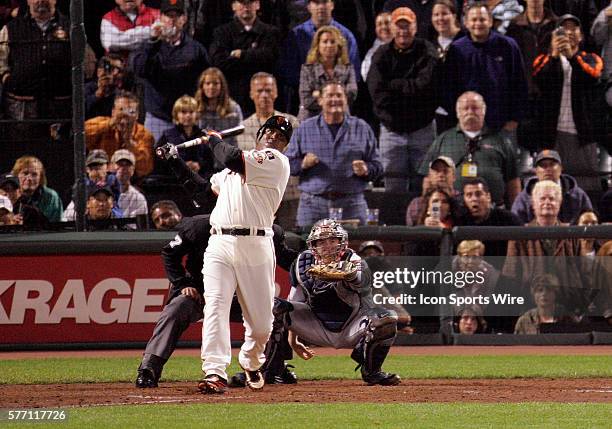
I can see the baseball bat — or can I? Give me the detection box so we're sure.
[176,124,245,149]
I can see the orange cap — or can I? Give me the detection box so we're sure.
[391,7,416,25]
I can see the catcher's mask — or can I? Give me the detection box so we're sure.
[256,115,293,145]
[307,219,348,263]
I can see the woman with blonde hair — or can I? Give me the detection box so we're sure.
[154,95,214,177]
[298,26,357,120]
[195,68,243,151]
[11,156,63,223]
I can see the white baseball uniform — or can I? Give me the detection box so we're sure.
[201,148,290,380]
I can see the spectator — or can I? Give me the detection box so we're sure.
[506,0,558,141]
[85,91,155,180]
[84,187,126,231]
[154,95,214,179]
[237,73,299,150]
[453,240,499,305]
[532,14,605,191]
[454,305,488,334]
[591,241,612,324]
[0,1,19,30]
[419,91,521,208]
[100,0,159,58]
[279,0,360,113]
[0,0,72,120]
[416,185,457,229]
[406,155,459,226]
[514,273,574,334]
[209,0,281,117]
[85,54,128,120]
[150,199,182,229]
[132,0,209,141]
[111,149,148,223]
[600,187,612,222]
[0,172,20,207]
[63,149,122,222]
[235,72,300,231]
[361,11,392,82]
[195,67,243,155]
[443,2,528,146]
[503,181,587,311]
[368,7,438,193]
[298,25,357,120]
[575,209,600,256]
[591,1,612,106]
[511,149,593,224]
[382,0,437,41]
[431,0,464,133]
[286,82,382,227]
[457,177,523,261]
[11,155,62,223]
[358,239,385,257]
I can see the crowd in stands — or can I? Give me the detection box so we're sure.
[0,0,611,334]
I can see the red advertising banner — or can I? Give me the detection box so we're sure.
[0,254,291,346]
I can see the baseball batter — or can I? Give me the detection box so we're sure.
[161,116,292,393]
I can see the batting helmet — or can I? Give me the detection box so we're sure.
[307,219,348,262]
[256,115,293,143]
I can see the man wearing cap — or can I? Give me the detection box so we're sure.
[367,6,438,194]
[443,2,527,146]
[85,187,125,231]
[0,173,20,207]
[279,0,360,113]
[63,149,123,222]
[532,13,605,191]
[419,91,521,207]
[100,0,160,58]
[358,240,385,257]
[381,0,437,41]
[406,155,460,226]
[111,149,148,224]
[209,0,281,116]
[511,149,593,223]
[132,0,209,140]
[85,91,155,179]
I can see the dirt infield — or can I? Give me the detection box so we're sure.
[1,379,611,408]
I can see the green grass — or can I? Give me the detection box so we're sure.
[1,354,611,385]
[2,403,611,429]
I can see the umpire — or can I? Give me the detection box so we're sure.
[135,214,299,387]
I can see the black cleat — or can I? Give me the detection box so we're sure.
[198,374,228,394]
[135,368,158,388]
[266,364,298,384]
[228,372,246,388]
[362,371,401,386]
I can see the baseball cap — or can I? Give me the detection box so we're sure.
[430,156,455,169]
[0,194,12,213]
[391,7,416,25]
[86,149,109,167]
[88,186,114,199]
[111,149,136,165]
[534,149,562,166]
[0,173,19,189]
[358,240,385,255]
[160,0,185,14]
[558,14,581,27]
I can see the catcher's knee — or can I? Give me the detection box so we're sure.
[367,309,398,345]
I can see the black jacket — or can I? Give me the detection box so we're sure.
[532,51,606,146]
[367,38,438,133]
[209,17,280,114]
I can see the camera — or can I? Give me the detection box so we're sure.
[102,59,113,75]
[430,200,441,222]
[555,27,566,37]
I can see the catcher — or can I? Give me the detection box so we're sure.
[267,219,401,386]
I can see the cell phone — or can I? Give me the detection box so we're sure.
[431,200,441,222]
[102,59,112,75]
[555,27,566,37]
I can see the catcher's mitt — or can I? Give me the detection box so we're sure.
[307,260,359,282]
